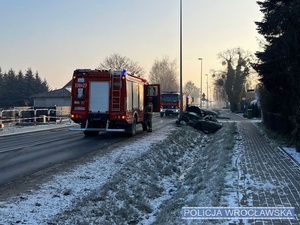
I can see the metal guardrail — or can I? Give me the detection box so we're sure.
[0,109,70,128]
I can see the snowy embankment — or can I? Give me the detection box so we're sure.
[1,119,299,225]
[50,123,234,225]
[0,122,239,225]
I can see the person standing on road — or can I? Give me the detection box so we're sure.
[144,97,153,132]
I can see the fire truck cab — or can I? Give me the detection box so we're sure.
[160,92,190,117]
[70,69,160,136]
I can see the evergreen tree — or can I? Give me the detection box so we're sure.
[3,69,17,106]
[254,0,300,151]
[16,71,26,106]
[0,67,50,107]
[34,71,49,93]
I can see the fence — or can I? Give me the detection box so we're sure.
[0,108,70,128]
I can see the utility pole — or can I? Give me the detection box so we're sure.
[179,0,183,120]
[206,74,208,108]
[198,58,202,107]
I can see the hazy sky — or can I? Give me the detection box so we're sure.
[0,0,263,91]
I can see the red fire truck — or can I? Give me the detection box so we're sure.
[70,69,160,136]
[160,92,191,117]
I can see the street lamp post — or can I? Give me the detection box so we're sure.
[198,58,202,107]
[179,0,183,120]
[205,74,208,108]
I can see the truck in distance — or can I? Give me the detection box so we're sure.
[160,92,190,117]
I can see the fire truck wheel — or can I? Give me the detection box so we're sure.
[126,117,136,136]
[160,112,164,117]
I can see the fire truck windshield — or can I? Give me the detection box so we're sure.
[161,94,179,103]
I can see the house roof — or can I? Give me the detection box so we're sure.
[31,80,72,98]
[31,88,71,98]
[62,80,72,88]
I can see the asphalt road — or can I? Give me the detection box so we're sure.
[0,114,176,186]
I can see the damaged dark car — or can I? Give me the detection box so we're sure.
[181,106,222,134]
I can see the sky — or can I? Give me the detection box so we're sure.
[0,0,263,91]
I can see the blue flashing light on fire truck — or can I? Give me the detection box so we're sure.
[70,69,160,136]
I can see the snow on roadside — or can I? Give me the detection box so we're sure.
[252,122,300,166]
[0,123,175,225]
[0,121,75,137]
[49,125,212,225]
[281,147,300,165]
[0,121,242,225]
[46,122,238,225]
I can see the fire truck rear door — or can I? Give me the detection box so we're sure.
[89,82,109,112]
[145,84,161,112]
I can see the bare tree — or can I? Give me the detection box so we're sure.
[149,56,179,92]
[211,71,228,107]
[184,81,199,101]
[97,53,145,76]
